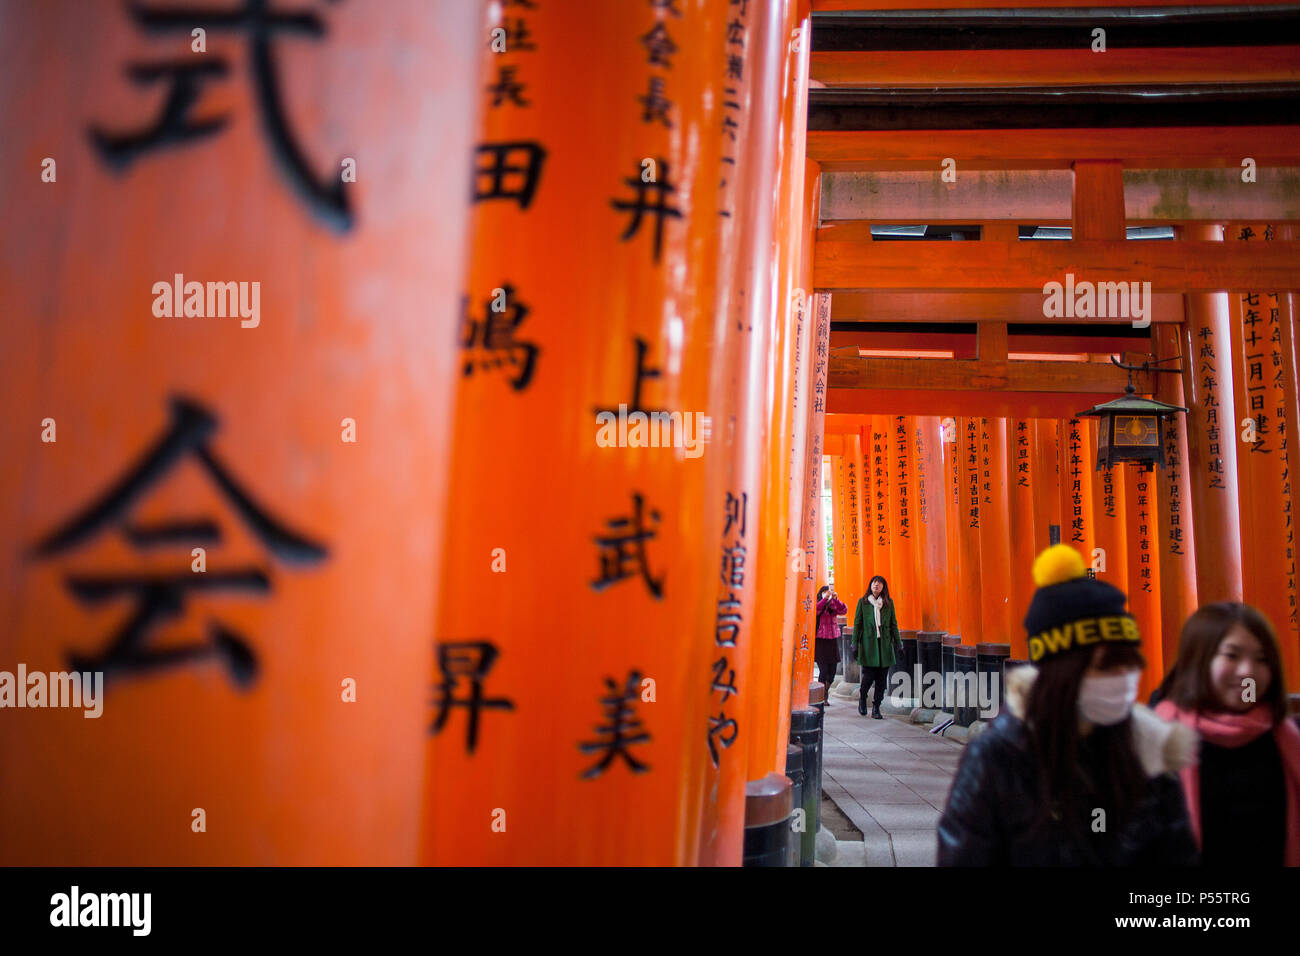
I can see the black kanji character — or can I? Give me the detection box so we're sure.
[638,75,674,128]
[591,493,664,598]
[486,64,530,108]
[30,396,327,687]
[90,0,353,231]
[474,140,547,209]
[640,21,677,67]
[430,640,515,754]
[610,158,682,264]
[461,283,540,390]
[707,711,738,765]
[579,671,651,778]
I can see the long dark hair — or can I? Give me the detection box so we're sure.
[1162,602,1287,725]
[1024,642,1148,852]
[866,575,893,609]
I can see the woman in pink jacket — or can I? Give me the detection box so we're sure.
[815,585,847,705]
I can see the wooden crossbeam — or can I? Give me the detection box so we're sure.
[828,354,1147,393]
[806,127,1300,171]
[830,329,1152,356]
[810,47,1300,88]
[827,348,1154,416]
[828,386,1145,418]
[831,291,1184,324]
[814,239,1300,293]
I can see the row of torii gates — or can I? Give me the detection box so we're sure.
[427,0,1300,866]
[6,0,1300,868]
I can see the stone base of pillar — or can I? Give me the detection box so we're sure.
[830,680,859,700]
[815,825,837,864]
[880,697,916,717]
[942,718,995,744]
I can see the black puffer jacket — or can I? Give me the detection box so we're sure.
[937,669,1200,867]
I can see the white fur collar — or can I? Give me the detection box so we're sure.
[1003,665,1197,776]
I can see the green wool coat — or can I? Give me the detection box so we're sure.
[852,597,900,668]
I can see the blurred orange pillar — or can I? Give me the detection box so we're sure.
[0,0,482,865]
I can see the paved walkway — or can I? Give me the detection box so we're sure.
[820,689,965,866]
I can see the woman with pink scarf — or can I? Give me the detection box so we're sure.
[1154,603,1300,866]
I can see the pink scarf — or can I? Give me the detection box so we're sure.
[1154,701,1300,866]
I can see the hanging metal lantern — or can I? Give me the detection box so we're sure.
[1078,383,1187,471]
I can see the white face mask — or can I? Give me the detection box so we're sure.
[1077,671,1140,726]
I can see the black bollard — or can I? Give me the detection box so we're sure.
[785,743,805,867]
[953,645,978,727]
[742,773,793,867]
[941,635,961,714]
[976,643,1011,722]
[890,629,919,706]
[809,682,827,831]
[789,709,821,867]
[838,617,860,686]
[917,631,945,709]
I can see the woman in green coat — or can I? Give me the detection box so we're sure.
[852,575,900,719]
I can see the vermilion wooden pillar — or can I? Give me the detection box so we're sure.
[870,415,893,585]
[425,1,727,866]
[1125,467,1164,699]
[1232,223,1300,688]
[1060,417,1097,568]
[1032,419,1062,551]
[1089,437,1130,594]
[1007,419,1036,658]
[1227,253,1259,604]
[778,10,814,715]
[746,0,801,779]
[979,418,1012,643]
[944,419,964,638]
[1,0,481,865]
[1274,226,1300,687]
[699,0,778,866]
[958,418,984,644]
[1154,324,1200,672]
[913,417,948,630]
[843,430,867,613]
[890,415,919,628]
[857,425,874,599]
[1179,223,1243,604]
[830,450,847,594]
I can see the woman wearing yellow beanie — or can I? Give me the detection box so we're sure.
[937,545,1200,866]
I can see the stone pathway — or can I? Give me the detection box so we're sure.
[819,688,965,866]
